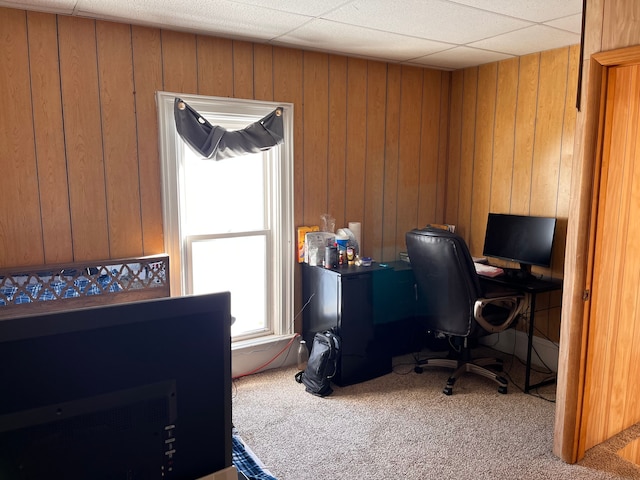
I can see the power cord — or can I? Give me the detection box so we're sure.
[232,292,316,380]
[232,333,300,380]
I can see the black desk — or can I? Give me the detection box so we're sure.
[479,274,563,393]
[302,261,562,392]
[301,261,418,386]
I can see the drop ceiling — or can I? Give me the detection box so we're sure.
[1,0,583,70]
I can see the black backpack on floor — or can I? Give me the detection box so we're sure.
[295,330,340,397]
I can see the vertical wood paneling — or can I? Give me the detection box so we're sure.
[469,63,497,255]
[445,46,578,341]
[445,70,463,228]
[381,65,401,262]
[558,45,580,219]
[253,44,273,101]
[512,53,539,215]
[435,71,451,223]
[554,46,580,277]
[58,16,110,261]
[273,46,304,327]
[364,61,387,260]
[345,58,367,226]
[327,55,348,231]
[96,21,143,258]
[457,68,478,240]
[273,47,303,229]
[27,11,73,263]
[490,58,519,214]
[530,49,568,218]
[395,66,423,252]
[0,7,461,272]
[417,70,442,227]
[233,40,254,99]
[196,36,233,97]
[161,29,197,93]
[0,9,43,267]
[548,305,562,342]
[602,0,640,50]
[132,26,164,255]
[302,52,329,225]
[2,10,577,356]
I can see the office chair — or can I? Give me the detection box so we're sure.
[405,227,524,395]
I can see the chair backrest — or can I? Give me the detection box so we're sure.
[405,228,482,337]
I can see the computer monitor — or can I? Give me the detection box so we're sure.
[482,213,557,277]
[0,292,232,480]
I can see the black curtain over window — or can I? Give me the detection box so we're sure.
[174,98,284,160]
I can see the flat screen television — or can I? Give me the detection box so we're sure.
[482,213,557,277]
[0,292,232,480]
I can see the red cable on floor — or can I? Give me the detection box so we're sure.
[232,333,300,380]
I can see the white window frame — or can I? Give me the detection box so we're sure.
[156,91,295,340]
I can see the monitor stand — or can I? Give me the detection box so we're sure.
[503,263,534,281]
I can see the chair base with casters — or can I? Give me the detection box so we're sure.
[414,337,509,395]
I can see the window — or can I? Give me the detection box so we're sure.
[157,92,294,341]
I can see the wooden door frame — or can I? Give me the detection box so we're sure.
[554,44,640,463]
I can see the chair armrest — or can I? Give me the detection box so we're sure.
[473,295,525,333]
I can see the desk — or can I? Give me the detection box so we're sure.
[301,261,418,386]
[302,261,562,392]
[479,274,563,393]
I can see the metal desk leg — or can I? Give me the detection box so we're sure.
[524,292,557,393]
[524,293,536,393]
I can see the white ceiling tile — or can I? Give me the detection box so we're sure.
[469,24,580,56]
[447,0,582,23]
[276,19,453,62]
[412,46,513,70]
[2,0,584,70]
[74,0,311,39]
[322,0,533,44]
[0,0,76,14]
[225,0,354,17]
[545,13,583,34]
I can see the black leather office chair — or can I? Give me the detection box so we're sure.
[405,227,524,395]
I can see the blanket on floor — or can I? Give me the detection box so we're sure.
[232,429,278,480]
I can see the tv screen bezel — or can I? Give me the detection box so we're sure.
[482,213,557,269]
[0,292,232,480]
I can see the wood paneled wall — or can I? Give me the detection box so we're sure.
[554,0,640,463]
[1,7,579,342]
[0,7,450,272]
[445,45,580,342]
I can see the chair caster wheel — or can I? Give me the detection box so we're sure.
[443,386,453,395]
[498,386,508,394]
[414,366,424,374]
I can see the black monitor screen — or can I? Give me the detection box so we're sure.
[482,213,557,268]
[0,292,232,480]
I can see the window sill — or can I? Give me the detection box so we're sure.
[232,333,295,351]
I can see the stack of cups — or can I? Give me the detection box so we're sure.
[335,233,349,255]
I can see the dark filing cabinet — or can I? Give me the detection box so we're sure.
[301,262,418,386]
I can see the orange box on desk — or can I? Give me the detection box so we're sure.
[297,226,319,263]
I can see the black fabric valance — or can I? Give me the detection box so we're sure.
[174,98,284,160]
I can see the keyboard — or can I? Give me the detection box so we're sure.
[474,262,504,278]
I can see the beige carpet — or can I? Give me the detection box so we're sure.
[232,348,640,480]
